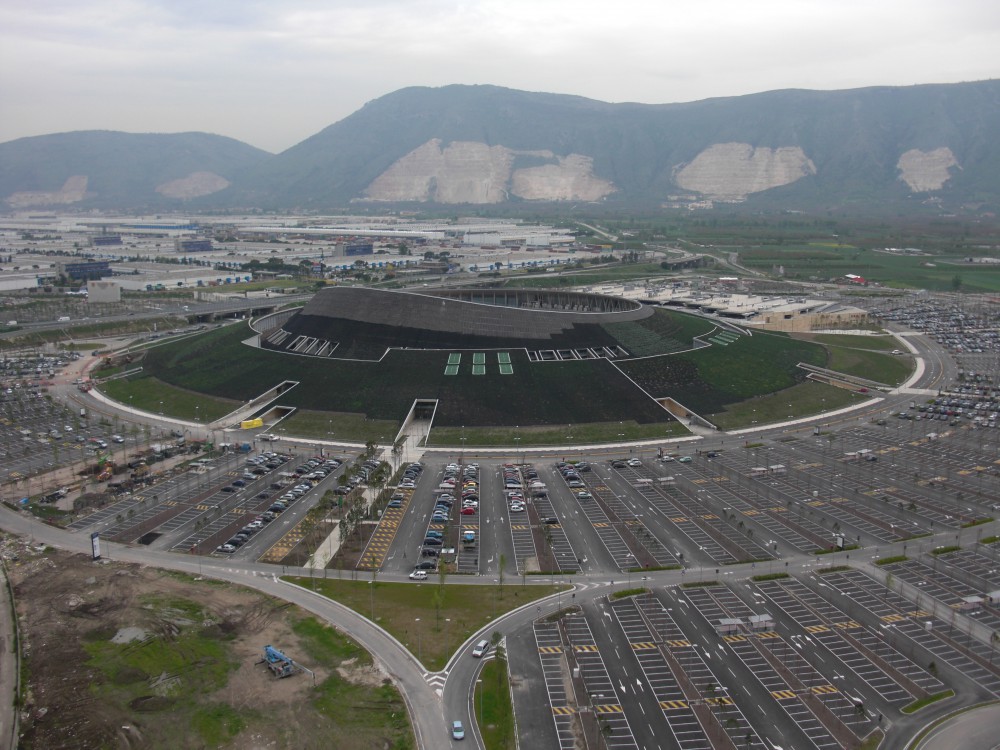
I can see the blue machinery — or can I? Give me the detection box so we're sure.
[260,645,315,682]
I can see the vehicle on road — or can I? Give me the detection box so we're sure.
[472,640,489,658]
[409,570,428,580]
[452,720,465,740]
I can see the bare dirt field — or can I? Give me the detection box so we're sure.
[2,535,413,749]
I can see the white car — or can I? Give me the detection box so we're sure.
[409,570,428,580]
[627,458,642,467]
[509,504,525,512]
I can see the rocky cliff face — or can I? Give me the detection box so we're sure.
[896,147,959,192]
[155,171,231,199]
[364,139,615,203]
[674,143,816,201]
[6,176,88,207]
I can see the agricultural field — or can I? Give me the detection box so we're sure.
[7,542,413,750]
[738,245,1000,292]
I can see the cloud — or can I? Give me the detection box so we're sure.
[1,0,998,152]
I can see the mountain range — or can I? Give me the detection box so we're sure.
[2,80,999,215]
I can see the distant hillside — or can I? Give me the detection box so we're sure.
[0,131,271,210]
[4,81,1000,214]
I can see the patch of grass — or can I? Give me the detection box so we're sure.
[16,502,71,523]
[285,576,565,671]
[797,332,899,352]
[429,420,688,447]
[711,379,858,429]
[815,544,859,555]
[619,329,827,417]
[137,594,206,622]
[100,375,238,422]
[751,573,790,581]
[875,555,908,566]
[930,545,961,556]
[979,536,999,545]
[280,408,400,445]
[681,580,720,588]
[962,518,993,528]
[292,615,369,666]
[823,345,912,385]
[476,656,516,750]
[901,690,955,714]
[190,703,248,746]
[83,621,236,701]
[859,729,884,750]
[311,675,411,743]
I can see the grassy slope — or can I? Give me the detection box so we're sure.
[128,310,830,434]
[138,324,674,429]
[619,329,826,414]
[823,345,912,385]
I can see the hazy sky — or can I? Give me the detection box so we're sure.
[2,0,998,153]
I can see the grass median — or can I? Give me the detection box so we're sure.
[285,575,567,671]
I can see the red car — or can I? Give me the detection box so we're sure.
[461,506,476,515]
